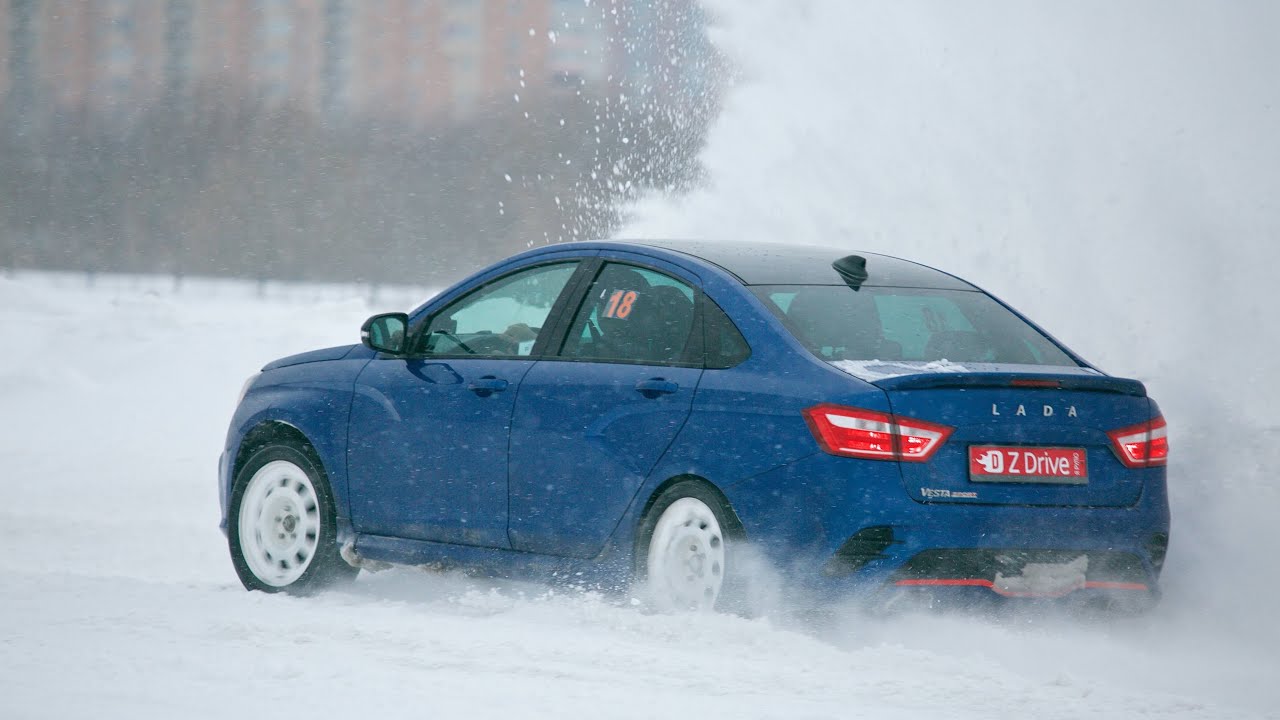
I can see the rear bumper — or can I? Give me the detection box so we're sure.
[722,452,1170,603]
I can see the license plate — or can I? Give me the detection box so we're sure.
[969,446,1088,484]
[994,555,1089,597]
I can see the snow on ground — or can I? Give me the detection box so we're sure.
[0,270,1276,719]
[5,1,1280,717]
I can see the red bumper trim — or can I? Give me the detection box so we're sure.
[893,578,1149,598]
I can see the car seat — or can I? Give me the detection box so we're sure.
[627,285,695,364]
[582,267,651,359]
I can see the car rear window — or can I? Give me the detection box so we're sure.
[752,285,1079,366]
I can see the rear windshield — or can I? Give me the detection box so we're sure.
[752,285,1079,366]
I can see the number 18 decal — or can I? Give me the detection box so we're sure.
[603,290,637,319]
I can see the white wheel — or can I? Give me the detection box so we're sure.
[645,496,728,611]
[228,443,357,594]
[237,459,322,587]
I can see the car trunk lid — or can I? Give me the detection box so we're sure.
[865,367,1155,507]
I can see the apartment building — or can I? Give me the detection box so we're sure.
[0,0,707,123]
[0,2,11,100]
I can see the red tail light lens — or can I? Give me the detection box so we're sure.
[1107,416,1169,468]
[803,404,953,463]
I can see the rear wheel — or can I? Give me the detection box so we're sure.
[637,481,742,612]
[228,443,357,593]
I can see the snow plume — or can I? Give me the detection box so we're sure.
[625,0,1280,705]
[626,0,1280,418]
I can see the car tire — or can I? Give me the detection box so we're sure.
[635,480,745,613]
[228,443,358,594]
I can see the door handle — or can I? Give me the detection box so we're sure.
[635,378,679,398]
[468,375,509,397]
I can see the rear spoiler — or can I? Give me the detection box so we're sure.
[873,372,1147,397]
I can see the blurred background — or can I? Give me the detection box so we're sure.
[0,0,718,286]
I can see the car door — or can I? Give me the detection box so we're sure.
[508,258,704,557]
[347,259,585,547]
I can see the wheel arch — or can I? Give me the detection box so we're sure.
[233,420,322,486]
[636,473,746,542]
[229,418,357,548]
[231,419,351,525]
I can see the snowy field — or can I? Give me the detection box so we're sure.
[6,1,1280,718]
[0,270,1276,720]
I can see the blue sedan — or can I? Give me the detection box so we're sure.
[219,240,1170,611]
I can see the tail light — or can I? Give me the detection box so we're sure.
[1107,416,1168,468]
[803,404,953,463]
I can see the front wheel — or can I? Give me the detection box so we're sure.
[636,481,742,612]
[227,443,357,593]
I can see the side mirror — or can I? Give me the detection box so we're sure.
[361,313,409,355]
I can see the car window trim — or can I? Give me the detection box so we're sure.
[529,259,601,358]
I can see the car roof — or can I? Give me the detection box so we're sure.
[605,239,977,290]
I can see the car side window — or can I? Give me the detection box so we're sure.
[558,262,697,365]
[703,296,750,369]
[418,262,579,357]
